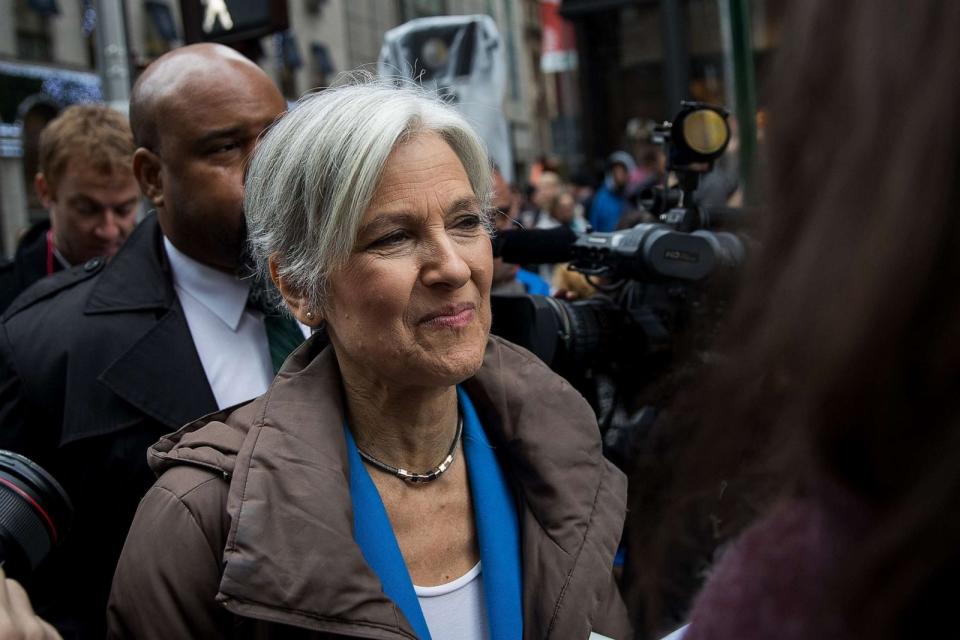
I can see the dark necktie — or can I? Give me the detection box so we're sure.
[246,286,305,374]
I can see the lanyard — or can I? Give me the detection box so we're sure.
[45,229,55,275]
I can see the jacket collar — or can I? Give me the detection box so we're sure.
[12,219,54,287]
[83,212,217,431]
[85,213,174,314]
[151,335,627,638]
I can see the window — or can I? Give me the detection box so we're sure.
[15,0,54,63]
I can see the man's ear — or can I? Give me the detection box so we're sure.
[34,173,53,209]
[269,255,322,326]
[133,147,163,208]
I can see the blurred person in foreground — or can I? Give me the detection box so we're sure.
[632,2,960,639]
[0,105,138,313]
[0,44,293,637]
[108,79,630,639]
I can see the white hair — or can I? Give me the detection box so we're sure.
[244,75,493,312]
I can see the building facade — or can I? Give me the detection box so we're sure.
[0,0,548,257]
[561,0,785,179]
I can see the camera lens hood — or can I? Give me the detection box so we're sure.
[0,450,73,579]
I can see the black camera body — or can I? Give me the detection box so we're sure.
[490,103,745,452]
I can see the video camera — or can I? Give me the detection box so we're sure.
[490,102,747,453]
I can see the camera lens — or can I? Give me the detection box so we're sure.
[547,296,620,371]
[490,294,622,372]
[0,451,72,580]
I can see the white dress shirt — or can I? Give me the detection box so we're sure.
[163,237,274,409]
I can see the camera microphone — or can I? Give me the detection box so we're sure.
[492,226,578,264]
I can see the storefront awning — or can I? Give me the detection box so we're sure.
[0,60,101,125]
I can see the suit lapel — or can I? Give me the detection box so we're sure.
[85,214,217,432]
[98,303,217,430]
[84,214,173,314]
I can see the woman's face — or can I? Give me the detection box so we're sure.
[324,133,493,389]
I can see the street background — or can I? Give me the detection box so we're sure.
[0,0,783,257]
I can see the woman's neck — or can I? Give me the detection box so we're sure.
[341,369,460,473]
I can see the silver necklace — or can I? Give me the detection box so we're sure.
[356,412,463,484]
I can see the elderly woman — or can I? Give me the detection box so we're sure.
[107,80,630,639]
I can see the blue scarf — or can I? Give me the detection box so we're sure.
[344,386,523,640]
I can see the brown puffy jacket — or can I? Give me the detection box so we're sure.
[107,335,631,639]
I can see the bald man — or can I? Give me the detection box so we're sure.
[0,44,299,637]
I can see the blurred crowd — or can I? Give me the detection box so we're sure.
[491,147,663,300]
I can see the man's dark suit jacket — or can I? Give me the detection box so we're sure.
[0,213,219,638]
[0,219,65,314]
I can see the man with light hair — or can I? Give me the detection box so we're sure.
[0,43,301,637]
[0,104,139,313]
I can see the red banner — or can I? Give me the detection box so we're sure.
[540,0,578,73]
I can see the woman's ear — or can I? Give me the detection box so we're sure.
[268,255,322,326]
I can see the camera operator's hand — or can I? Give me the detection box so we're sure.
[0,567,61,640]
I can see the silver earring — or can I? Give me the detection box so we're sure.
[305,311,315,321]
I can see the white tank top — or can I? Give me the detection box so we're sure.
[414,562,490,640]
